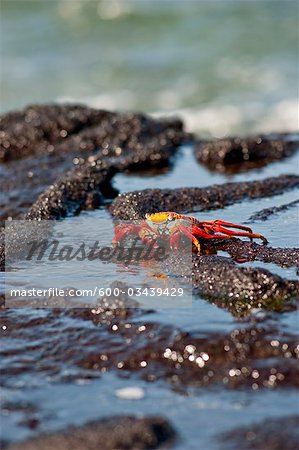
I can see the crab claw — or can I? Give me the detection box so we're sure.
[112,224,139,247]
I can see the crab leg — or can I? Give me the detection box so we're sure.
[203,223,268,243]
[202,220,253,233]
[192,226,233,240]
[170,224,202,252]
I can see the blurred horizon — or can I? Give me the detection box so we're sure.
[1,0,298,136]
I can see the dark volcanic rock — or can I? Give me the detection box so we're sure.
[208,239,299,268]
[79,326,299,390]
[218,415,299,450]
[0,104,188,269]
[21,133,182,221]
[67,250,298,313]
[159,253,298,315]
[192,257,298,314]
[109,175,299,220]
[195,134,299,173]
[0,104,187,221]
[56,315,299,390]
[147,326,299,390]
[1,301,299,392]
[0,154,74,222]
[3,416,176,450]
[0,103,187,163]
[248,198,299,222]
[25,162,114,220]
[0,104,111,162]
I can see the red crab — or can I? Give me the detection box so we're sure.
[112,212,268,253]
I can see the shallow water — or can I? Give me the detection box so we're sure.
[114,143,299,191]
[2,144,299,448]
[2,372,298,450]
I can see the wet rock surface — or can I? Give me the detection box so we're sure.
[1,291,298,394]
[0,139,181,268]
[0,154,74,221]
[0,104,108,162]
[248,198,299,222]
[0,105,188,269]
[1,104,299,449]
[0,104,187,163]
[218,415,299,450]
[69,250,298,314]
[24,136,180,221]
[208,240,299,268]
[162,254,299,315]
[109,174,299,220]
[0,104,187,221]
[195,134,299,173]
[2,415,176,450]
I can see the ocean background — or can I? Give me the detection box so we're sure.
[1,0,298,136]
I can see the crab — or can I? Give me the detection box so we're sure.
[112,212,268,253]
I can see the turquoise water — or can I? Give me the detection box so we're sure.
[1,0,298,135]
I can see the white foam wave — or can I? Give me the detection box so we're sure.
[154,99,299,137]
[57,93,298,138]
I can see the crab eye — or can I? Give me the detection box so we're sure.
[168,214,173,221]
